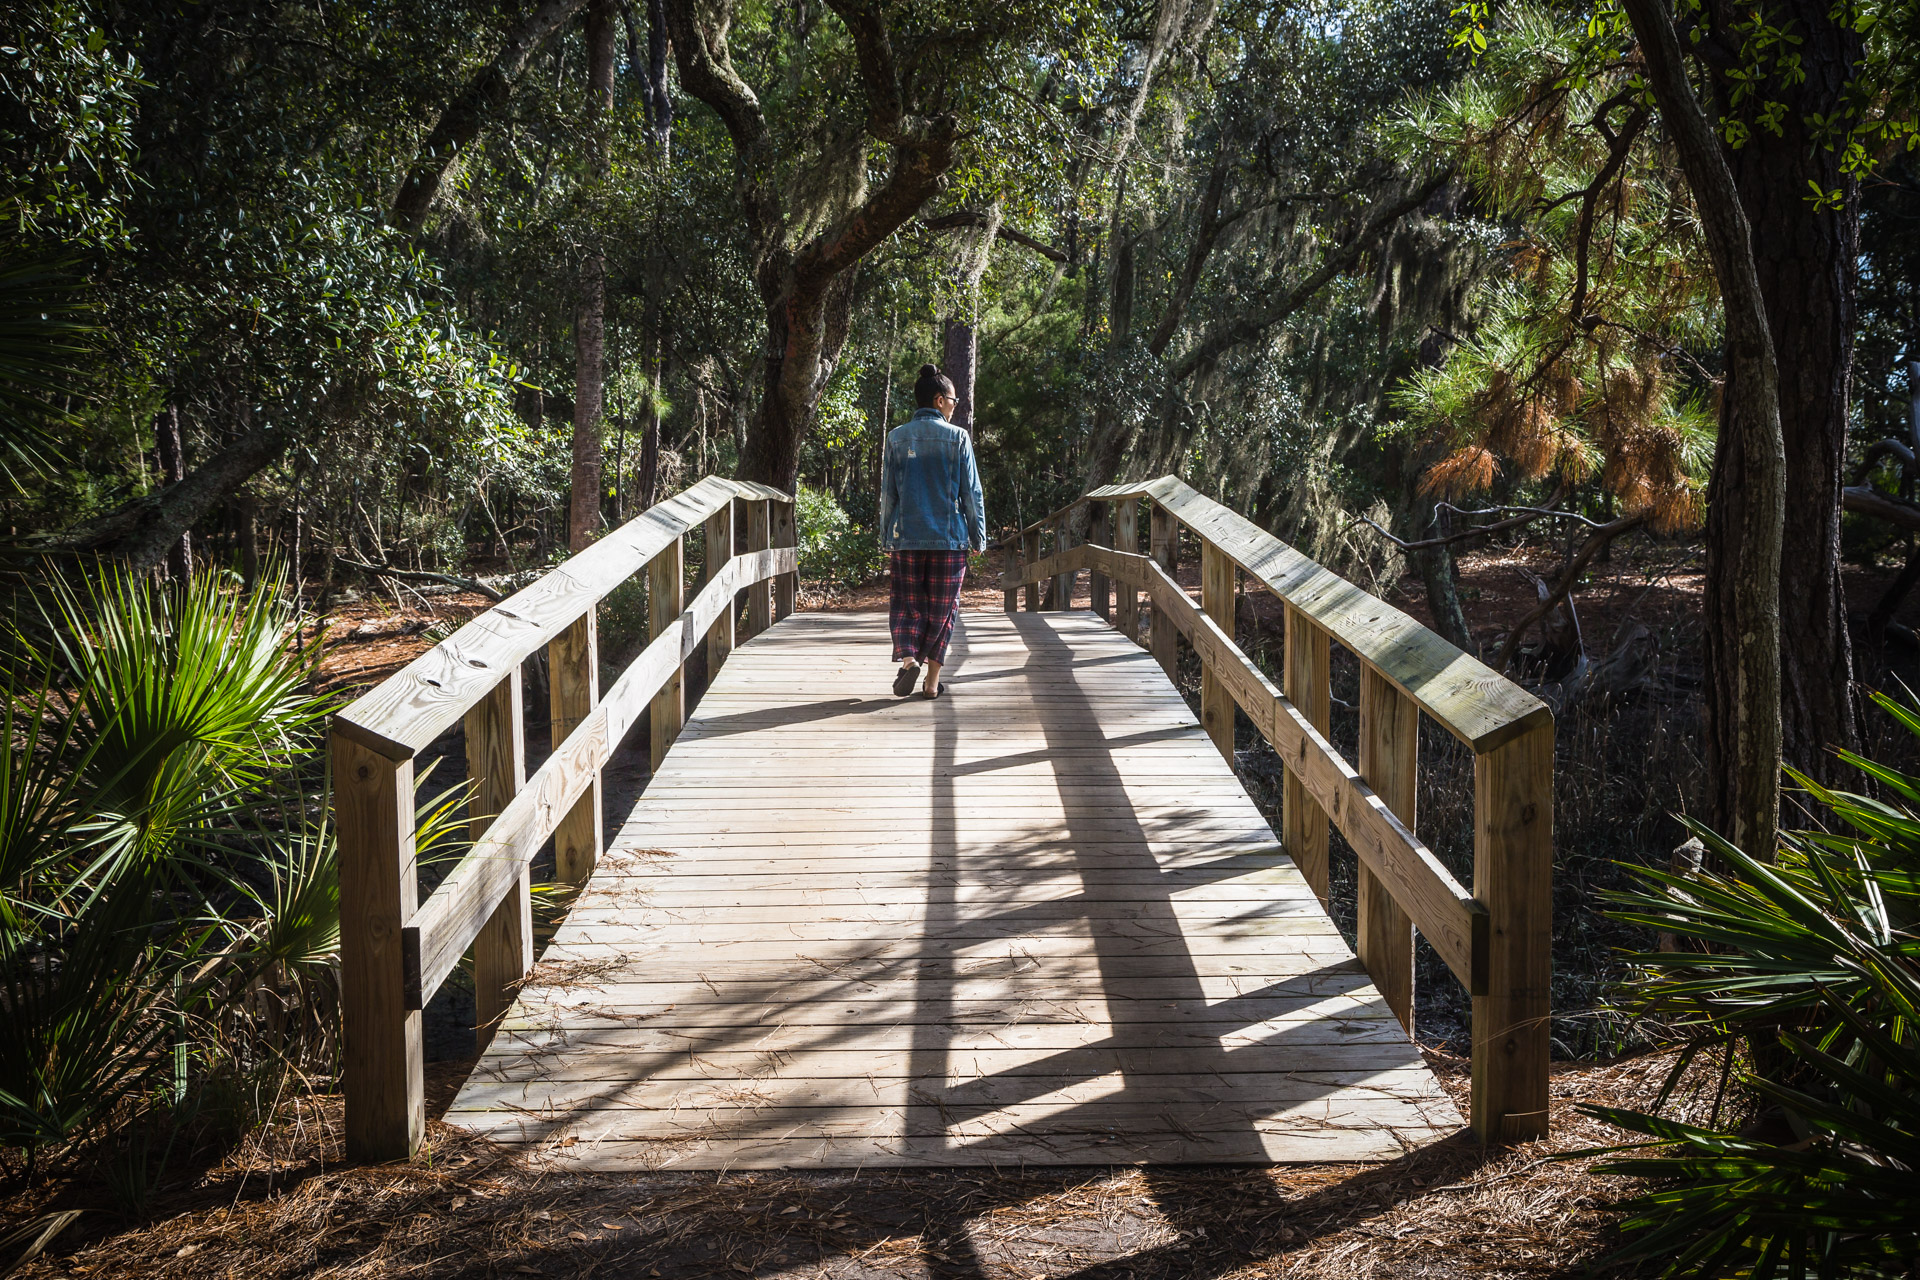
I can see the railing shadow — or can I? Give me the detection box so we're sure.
[451,607,1458,1269]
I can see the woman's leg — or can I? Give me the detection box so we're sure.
[920,551,968,694]
[888,551,923,667]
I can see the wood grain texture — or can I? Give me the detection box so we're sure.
[334,476,789,760]
[1201,543,1235,763]
[1149,506,1179,681]
[648,535,684,771]
[1472,724,1554,1144]
[1022,529,1041,612]
[1358,668,1416,1035]
[743,499,772,638]
[704,503,736,679]
[1283,605,1331,908]
[1088,477,1548,752]
[1114,498,1140,645]
[1090,546,1484,994]
[772,499,797,622]
[549,610,601,890]
[405,548,794,1016]
[1088,501,1112,620]
[446,610,1462,1169]
[1049,517,1076,611]
[467,668,530,1056]
[334,733,423,1161]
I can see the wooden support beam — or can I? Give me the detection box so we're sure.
[1114,499,1139,645]
[1283,605,1331,907]
[1022,528,1041,612]
[466,668,529,1056]
[1358,667,1417,1034]
[1472,723,1554,1144]
[1200,543,1235,764]
[1149,506,1179,681]
[1049,516,1076,610]
[335,732,423,1161]
[704,503,736,678]
[548,610,601,890]
[649,535,685,770]
[1002,543,1019,613]
[772,499,797,621]
[1088,501,1112,620]
[743,499,772,638]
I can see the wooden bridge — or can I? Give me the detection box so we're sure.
[332,476,1553,1167]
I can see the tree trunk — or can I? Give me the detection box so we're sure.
[392,0,589,232]
[53,425,290,573]
[153,407,191,579]
[942,317,976,430]
[1621,0,1786,857]
[1712,0,1861,777]
[569,0,616,553]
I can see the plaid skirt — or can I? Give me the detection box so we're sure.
[889,550,968,663]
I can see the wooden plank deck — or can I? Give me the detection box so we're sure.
[444,609,1464,1168]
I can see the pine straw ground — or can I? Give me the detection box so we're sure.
[3,1050,1720,1280]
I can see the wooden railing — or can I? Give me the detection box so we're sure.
[999,476,1554,1144]
[330,477,798,1161]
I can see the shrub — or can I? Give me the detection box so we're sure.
[1586,689,1920,1276]
[796,484,884,586]
[0,565,456,1179]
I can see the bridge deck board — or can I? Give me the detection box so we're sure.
[445,610,1462,1168]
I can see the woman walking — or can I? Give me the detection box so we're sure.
[880,364,986,699]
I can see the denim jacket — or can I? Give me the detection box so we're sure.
[880,408,987,552]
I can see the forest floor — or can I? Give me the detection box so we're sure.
[20,537,1911,1278]
[9,1048,1729,1279]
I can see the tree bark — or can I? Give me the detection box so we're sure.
[153,407,191,579]
[1708,0,1861,777]
[392,0,589,233]
[50,425,291,573]
[570,0,617,552]
[1620,0,1786,856]
[665,0,959,491]
[942,317,976,430]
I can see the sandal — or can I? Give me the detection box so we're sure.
[892,662,921,696]
[923,680,943,700]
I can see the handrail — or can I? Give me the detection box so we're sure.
[331,476,798,1161]
[1000,477,1553,1145]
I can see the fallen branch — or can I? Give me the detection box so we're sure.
[1492,511,1647,674]
[1357,487,1574,553]
[1842,484,1920,533]
[335,556,503,602]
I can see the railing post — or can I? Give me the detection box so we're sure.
[1088,501,1111,620]
[335,732,423,1161]
[1049,516,1075,610]
[1200,543,1235,763]
[548,609,601,890]
[467,668,529,1055]
[1283,605,1331,906]
[1149,505,1178,680]
[743,499,772,637]
[1002,542,1018,613]
[1472,722,1554,1143]
[1358,667,1417,1034]
[1114,499,1139,644]
[771,497,797,621]
[705,502,736,675]
[649,534,685,769]
[1022,527,1041,612]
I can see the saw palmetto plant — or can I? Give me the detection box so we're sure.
[1588,690,1920,1277]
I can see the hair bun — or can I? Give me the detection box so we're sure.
[919,363,940,378]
